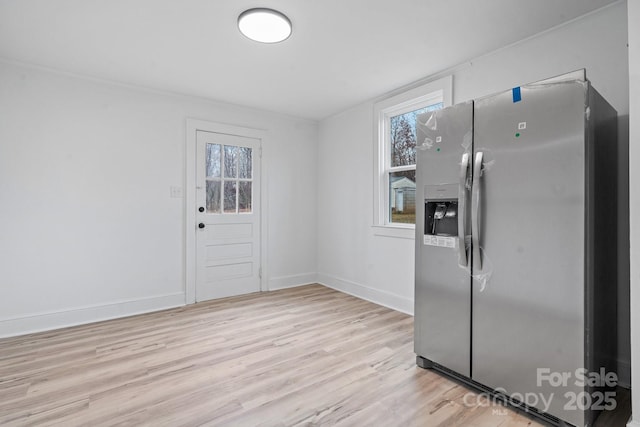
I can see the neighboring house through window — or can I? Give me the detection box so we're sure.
[373,76,452,238]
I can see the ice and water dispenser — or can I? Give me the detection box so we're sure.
[423,183,459,249]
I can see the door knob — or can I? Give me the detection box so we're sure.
[198,223,205,229]
[198,207,205,212]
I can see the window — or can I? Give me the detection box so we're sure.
[206,143,253,214]
[373,76,452,238]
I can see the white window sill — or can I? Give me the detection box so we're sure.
[372,225,415,240]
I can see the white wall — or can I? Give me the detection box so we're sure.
[627,0,639,424]
[0,61,317,337]
[317,2,630,384]
[317,103,415,313]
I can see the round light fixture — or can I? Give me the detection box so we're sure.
[238,8,292,43]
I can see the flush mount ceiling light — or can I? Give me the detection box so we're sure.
[238,8,292,43]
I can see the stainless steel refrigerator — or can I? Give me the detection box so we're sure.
[414,70,617,427]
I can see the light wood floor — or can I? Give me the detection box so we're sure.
[0,285,630,426]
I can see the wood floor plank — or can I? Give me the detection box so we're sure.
[0,284,629,426]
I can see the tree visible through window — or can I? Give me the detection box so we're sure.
[206,143,253,214]
[388,104,442,224]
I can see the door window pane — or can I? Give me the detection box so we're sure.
[204,143,255,215]
[389,170,416,224]
[206,144,221,178]
[224,145,238,178]
[206,180,221,213]
[224,181,237,213]
[238,182,252,213]
[238,147,252,179]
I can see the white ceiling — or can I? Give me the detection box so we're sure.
[0,0,618,120]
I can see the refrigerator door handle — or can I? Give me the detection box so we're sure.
[458,153,470,268]
[472,151,484,271]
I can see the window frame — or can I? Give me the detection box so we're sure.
[373,76,452,239]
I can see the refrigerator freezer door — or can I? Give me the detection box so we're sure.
[472,80,588,426]
[415,101,473,377]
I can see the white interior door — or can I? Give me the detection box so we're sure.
[196,130,261,301]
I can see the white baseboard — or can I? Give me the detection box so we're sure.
[317,273,413,315]
[0,293,185,338]
[268,272,318,291]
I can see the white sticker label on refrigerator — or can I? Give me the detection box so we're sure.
[424,235,457,248]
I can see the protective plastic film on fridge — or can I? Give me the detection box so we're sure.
[414,70,618,427]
